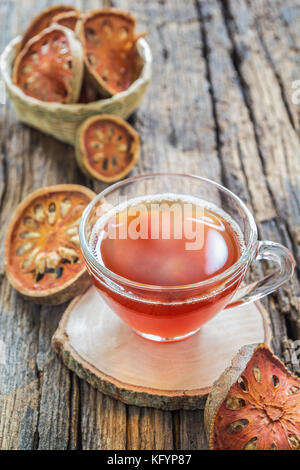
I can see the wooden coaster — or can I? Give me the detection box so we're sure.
[52,286,272,410]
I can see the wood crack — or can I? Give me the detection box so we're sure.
[194,0,227,187]
[76,378,83,450]
[172,411,180,450]
[156,22,179,151]
[67,372,82,450]
[156,18,199,31]
[252,13,297,132]
[33,339,42,450]
[0,143,8,214]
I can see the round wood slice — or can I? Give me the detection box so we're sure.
[52,286,272,410]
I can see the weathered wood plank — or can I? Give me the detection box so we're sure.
[80,383,127,450]
[173,410,209,450]
[0,0,298,450]
[250,0,300,134]
[126,407,174,450]
[34,304,73,450]
[219,0,300,338]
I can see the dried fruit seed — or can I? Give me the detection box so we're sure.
[22,247,40,271]
[76,115,140,183]
[272,375,280,387]
[227,419,249,434]
[60,198,72,218]
[34,204,46,222]
[17,242,34,256]
[20,231,40,239]
[35,252,46,274]
[238,375,249,392]
[24,216,38,230]
[243,437,257,450]
[48,202,56,225]
[225,397,246,410]
[70,235,80,247]
[253,366,261,382]
[95,129,104,140]
[66,227,78,236]
[46,251,61,269]
[58,246,78,263]
[288,434,300,450]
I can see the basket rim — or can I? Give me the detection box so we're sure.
[0,35,152,113]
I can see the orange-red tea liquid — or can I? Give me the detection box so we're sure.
[90,197,244,340]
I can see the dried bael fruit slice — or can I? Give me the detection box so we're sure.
[4,185,96,305]
[78,9,145,96]
[75,114,140,183]
[13,25,84,103]
[52,10,81,32]
[20,4,78,50]
[204,344,300,450]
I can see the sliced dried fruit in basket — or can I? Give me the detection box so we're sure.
[75,114,140,183]
[51,10,81,32]
[4,185,96,305]
[78,9,145,97]
[204,343,300,450]
[12,25,84,103]
[20,4,78,50]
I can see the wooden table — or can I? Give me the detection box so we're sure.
[0,0,299,450]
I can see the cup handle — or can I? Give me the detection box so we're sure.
[226,241,296,308]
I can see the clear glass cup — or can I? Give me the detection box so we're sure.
[79,173,295,342]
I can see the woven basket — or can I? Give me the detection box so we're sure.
[0,36,152,145]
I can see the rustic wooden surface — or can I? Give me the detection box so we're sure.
[0,0,299,450]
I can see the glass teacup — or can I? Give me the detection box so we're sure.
[79,174,295,342]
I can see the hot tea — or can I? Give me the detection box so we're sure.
[88,195,244,341]
[98,197,241,286]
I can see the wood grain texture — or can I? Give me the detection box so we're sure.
[52,286,272,410]
[0,0,299,450]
